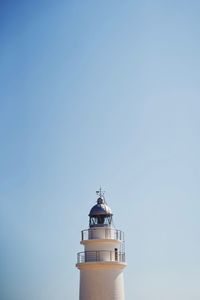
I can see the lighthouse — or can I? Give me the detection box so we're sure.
[76,189,127,300]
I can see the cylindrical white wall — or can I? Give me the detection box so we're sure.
[79,267,125,300]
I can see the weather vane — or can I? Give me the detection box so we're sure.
[96,186,105,199]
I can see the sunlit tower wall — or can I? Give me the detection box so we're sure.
[76,190,127,300]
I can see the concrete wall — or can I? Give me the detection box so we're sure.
[79,267,125,300]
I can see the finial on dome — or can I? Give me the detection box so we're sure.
[96,186,105,200]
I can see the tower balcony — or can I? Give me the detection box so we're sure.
[77,250,126,264]
[81,228,124,241]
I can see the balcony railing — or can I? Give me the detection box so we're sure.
[81,228,124,241]
[77,250,126,263]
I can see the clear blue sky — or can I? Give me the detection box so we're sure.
[0,1,200,299]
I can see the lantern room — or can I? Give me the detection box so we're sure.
[89,197,113,227]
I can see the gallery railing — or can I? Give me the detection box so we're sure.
[81,228,124,241]
[77,250,126,263]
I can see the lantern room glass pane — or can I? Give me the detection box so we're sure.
[89,215,113,227]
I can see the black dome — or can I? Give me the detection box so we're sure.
[89,197,112,216]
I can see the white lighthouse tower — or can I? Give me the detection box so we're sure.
[76,189,127,300]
